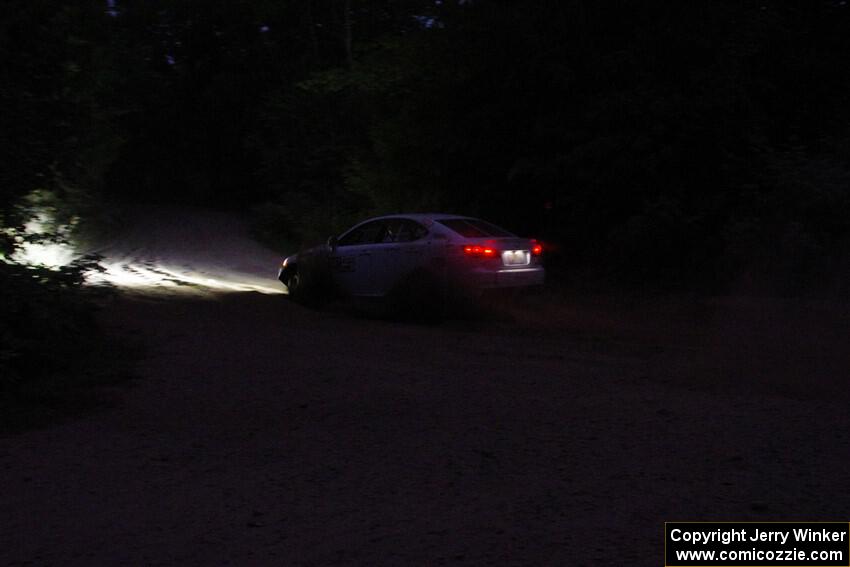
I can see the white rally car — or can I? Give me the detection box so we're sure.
[277,214,544,302]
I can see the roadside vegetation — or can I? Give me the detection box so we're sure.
[57,0,846,295]
[0,4,127,426]
[5,2,847,294]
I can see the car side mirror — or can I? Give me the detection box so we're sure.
[327,235,338,250]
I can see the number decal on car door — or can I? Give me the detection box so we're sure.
[331,255,355,273]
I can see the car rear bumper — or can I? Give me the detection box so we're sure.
[465,266,545,289]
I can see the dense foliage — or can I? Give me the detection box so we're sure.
[4,1,850,295]
[0,2,114,401]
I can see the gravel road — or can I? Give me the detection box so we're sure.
[2,211,848,565]
[86,207,285,295]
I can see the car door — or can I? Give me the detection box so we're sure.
[330,219,385,296]
[370,218,430,295]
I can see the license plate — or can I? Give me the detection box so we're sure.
[501,250,530,266]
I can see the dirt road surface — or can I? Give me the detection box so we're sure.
[86,207,285,295]
[2,210,848,565]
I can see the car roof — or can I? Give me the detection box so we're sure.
[368,213,475,222]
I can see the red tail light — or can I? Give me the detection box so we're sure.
[531,240,543,256]
[463,245,498,258]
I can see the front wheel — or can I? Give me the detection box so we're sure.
[285,270,302,300]
[285,267,330,308]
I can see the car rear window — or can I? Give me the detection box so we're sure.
[435,218,515,238]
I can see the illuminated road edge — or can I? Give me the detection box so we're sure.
[16,241,284,295]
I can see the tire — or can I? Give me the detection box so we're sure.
[285,270,303,301]
[286,266,329,308]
